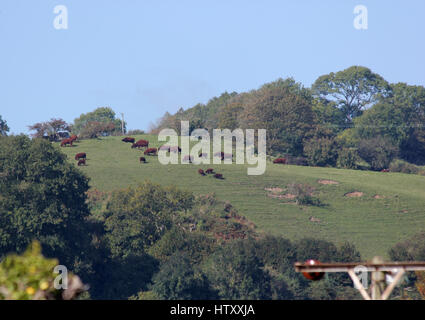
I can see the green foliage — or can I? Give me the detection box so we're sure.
[0,241,59,300]
[0,115,10,136]
[151,253,215,300]
[303,137,339,167]
[0,135,94,274]
[312,66,390,122]
[389,159,421,175]
[336,148,359,169]
[103,181,194,258]
[357,136,399,170]
[389,232,425,261]
[73,107,124,136]
[287,183,320,206]
[202,239,272,299]
[239,85,315,155]
[147,227,216,265]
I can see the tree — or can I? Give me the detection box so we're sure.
[239,84,315,155]
[312,66,390,122]
[28,118,70,141]
[357,136,399,170]
[0,135,95,276]
[103,181,194,259]
[79,121,116,139]
[0,115,9,136]
[202,239,272,299]
[303,137,339,167]
[151,253,214,300]
[72,107,124,136]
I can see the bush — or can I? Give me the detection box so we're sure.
[287,183,319,206]
[389,159,420,174]
[357,136,399,171]
[337,148,359,169]
[303,137,339,167]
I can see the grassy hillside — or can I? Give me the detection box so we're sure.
[58,135,425,259]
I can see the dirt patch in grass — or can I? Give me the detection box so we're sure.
[345,191,364,198]
[318,179,339,185]
[309,216,321,223]
[264,187,284,193]
[373,195,385,199]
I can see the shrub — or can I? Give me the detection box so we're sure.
[357,136,399,171]
[303,137,339,167]
[389,159,420,174]
[127,129,145,135]
[337,148,359,169]
[287,183,319,206]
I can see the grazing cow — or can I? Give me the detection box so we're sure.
[169,146,181,153]
[131,139,149,149]
[122,137,135,143]
[144,147,157,155]
[75,152,86,160]
[183,155,193,163]
[205,168,214,174]
[61,138,73,147]
[198,169,205,176]
[273,158,287,164]
[77,159,86,166]
[159,145,171,152]
[139,156,146,163]
[214,173,223,179]
[381,169,390,173]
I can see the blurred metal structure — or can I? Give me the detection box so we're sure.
[295,256,425,300]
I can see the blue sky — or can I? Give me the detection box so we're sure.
[1,0,424,134]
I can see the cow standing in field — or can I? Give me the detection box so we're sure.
[132,139,149,149]
[206,168,214,174]
[273,158,287,164]
[169,146,181,153]
[77,159,86,166]
[75,152,86,161]
[144,147,157,156]
[214,173,223,179]
[198,169,205,176]
[61,138,73,147]
[139,157,146,163]
[122,137,135,143]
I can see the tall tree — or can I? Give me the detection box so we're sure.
[28,118,70,140]
[73,107,124,135]
[312,66,390,122]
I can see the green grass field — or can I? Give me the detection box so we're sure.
[58,135,425,259]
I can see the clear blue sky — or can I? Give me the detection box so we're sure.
[1,0,424,134]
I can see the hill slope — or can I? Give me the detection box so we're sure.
[58,135,425,259]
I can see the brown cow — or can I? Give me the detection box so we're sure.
[198,169,205,176]
[169,146,181,153]
[122,137,135,143]
[132,139,149,149]
[205,168,214,174]
[381,169,390,173]
[77,159,86,166]
[61,138,73,147]
[75,152,86,160]
[144,147,157,155]
[139,156,146,163]
[273,158,286,164]
[214,173,223,179]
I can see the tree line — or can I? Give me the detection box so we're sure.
[153,66,425,171]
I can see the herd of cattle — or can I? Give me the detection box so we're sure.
[123,137,226,179]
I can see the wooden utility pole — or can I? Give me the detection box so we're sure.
[295,258,425,300]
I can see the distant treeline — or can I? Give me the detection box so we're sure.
[152,66,425,169]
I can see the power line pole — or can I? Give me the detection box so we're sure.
[120,112,125,135]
